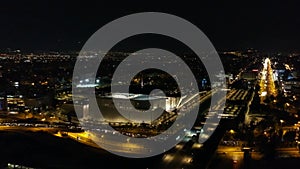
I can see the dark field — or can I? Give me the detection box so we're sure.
[0,130,162,169]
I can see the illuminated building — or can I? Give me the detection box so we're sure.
[73,93,179,124]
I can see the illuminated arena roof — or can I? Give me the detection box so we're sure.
[104,93,167,100]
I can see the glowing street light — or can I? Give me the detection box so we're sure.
[280,120,284,127]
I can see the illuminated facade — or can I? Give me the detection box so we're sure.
[78,93,179,123]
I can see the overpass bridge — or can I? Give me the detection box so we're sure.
[151,89,221,126]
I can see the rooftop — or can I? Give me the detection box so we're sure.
[103,93,167,101]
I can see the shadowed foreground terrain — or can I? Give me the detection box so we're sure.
[0,130,162,169]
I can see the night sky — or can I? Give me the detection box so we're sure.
[1,1,300,52]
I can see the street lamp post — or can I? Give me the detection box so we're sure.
[280,120,284,128]
[280,120,284,142]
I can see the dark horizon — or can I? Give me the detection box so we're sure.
[1,1,300,53]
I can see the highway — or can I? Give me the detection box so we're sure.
[259,58,277,103]
[0,125,58,133]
